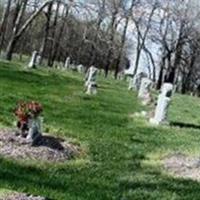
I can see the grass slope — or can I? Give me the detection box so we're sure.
[0,60,200,200]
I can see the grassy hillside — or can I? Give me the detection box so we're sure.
[1,60,200,200]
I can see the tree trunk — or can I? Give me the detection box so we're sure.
[51,5,69,63]
[39,1,53,64]
[143,45,156,81]
[156,56,165,90]
[114,15,129,79]
[89,0,106,66]
[181,51,196,94]
[104,5,119,77]
[164,67,176,83]
[0,0,12,52]
[165,23,184,84]
[132,5,157,78]
[48,1,60,67]
[114,0,135,79]
[5,0,28,60]
[5,35,18,60]
[5,0,53,60]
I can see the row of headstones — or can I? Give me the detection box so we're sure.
[85,65,174,126]
[29,51,175,128]
[29,51,125,78]
[28,52,85,73]
[136,75,173,126]
[63,58,103,75]
[62,57,85,73]
[28,51,99,95]
[29,51,173,124]
[85,67,174,126]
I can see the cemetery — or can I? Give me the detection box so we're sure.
[1,0,200,199]
[0,59,200,199]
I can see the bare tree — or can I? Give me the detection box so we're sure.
[131,1,158,78]
[114,0,136,79]
[0,0,12,53]
[39,1,53,64]
[5,0,53,60]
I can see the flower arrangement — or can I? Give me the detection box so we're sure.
[14,101,43,135]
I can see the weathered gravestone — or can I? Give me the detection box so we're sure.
[59,62,64,69]
[128,76,134,90]
[138,77,152,105]
[135,72,148,90]
[36,54,41,65]
[26,117,42,145]
[191,79,200,97]
[53,61,63,70]
[85,66,98,95]
[64,57,71,69]
[175,75,183,93]
[117,71,125,80]
[71,63,78,71]
[28,51,38,68]
[99,68,104,75]
[77,64,84,73]
[128,72,148,91]
[150,83,173,125]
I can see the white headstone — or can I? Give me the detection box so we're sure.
[150,83,173,125]
[85,66,98,95]
[28,51,38,68]
[138,78,152,105]
[128,72,148,91]
[117,71,125,80]
[64,57,71,69]
[59,62,64,69]
[36,55,41,65]
[135,72,148,90]
[128,76,134,90]
[77,64,84,73]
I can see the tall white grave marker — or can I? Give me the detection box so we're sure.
[138,78,152,105]
[150,83,173,125]
[28,51,38,68]
[64,57,71,69]
[85,66,98,95]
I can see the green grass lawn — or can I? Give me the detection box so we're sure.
[1,60,200,200]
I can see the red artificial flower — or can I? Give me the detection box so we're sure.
[14,101,43,128]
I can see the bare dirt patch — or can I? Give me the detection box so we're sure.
[164,153,200,181]
[3,192,46,200]
[0,129,81,163]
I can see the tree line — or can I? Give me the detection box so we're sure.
[0,0,131,78]
[1,0,200,94]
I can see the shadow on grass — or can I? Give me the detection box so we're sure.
[119,174,200,199]
[170,121,200,130]
[0,144,200,200]
[0,65,82,87]
[0,158,117,200]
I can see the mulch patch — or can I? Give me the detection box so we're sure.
[164,153,200,181]
[0,129,81,163]
[3,192,46,200]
